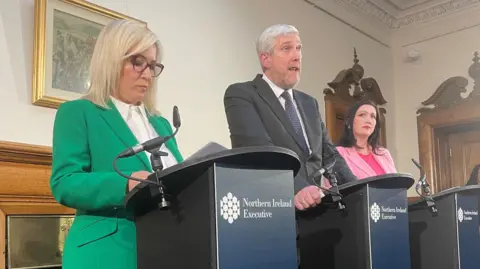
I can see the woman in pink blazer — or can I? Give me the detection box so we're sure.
[336,100,396,180]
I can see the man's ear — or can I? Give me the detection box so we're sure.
[260,53,271,69]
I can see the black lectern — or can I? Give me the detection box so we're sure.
[125,145,301,269]
[409,185,480,269]
[297,173,414,269]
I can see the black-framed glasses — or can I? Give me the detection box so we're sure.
[129,54,164,77]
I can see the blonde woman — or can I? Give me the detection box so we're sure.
[50,19,183,269]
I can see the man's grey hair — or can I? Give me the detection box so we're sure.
[255,24,299,56]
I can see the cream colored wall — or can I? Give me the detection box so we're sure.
[391,9,480,196]
[0,0,393,158]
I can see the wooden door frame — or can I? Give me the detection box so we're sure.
[418,99,480,193]
[417,52,480,193]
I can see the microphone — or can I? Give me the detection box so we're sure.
[323,162,346,210]
[411,158,437,215]
[112,106,181,188]
[411,158,431,194]
[412,158,431,194]
[117,106,181,158]
[309,145,345,210]
[309,162,335,184]
[172,105,181,127]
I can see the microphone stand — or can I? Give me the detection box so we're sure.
[419,179,437,215]
[411,159,437,216]
[323,169,345,211]
[113,105,182,198]
[148,147,170,209]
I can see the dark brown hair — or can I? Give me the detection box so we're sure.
[337,99,383,155]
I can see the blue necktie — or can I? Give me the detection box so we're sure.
[281,91,308,152]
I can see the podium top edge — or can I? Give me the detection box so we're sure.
[168,145,302,174]
[409,185,480,206]
[338,173,415,191]
[125,145,302,204]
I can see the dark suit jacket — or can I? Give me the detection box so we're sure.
[223,74,356,193]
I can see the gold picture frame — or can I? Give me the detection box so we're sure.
[32,0,145,109]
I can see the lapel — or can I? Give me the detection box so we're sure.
[147,116,182,163]
[346,147,376,176]
[99,100,151,171]
[372,150,391,173]
[293,91,318,154]
[148,116,170,138]
[252,74,308,152]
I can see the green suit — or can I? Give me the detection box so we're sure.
[50,98,183,269]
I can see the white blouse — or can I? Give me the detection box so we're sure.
[111,96,178,170]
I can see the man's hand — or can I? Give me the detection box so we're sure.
[294,185,325,210]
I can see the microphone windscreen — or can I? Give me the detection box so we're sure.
[173,106,181,128]
[411,158,421,167]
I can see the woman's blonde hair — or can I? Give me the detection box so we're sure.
[84,19,162,115]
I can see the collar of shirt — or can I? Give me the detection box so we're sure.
[262,74,294,100]
[110,96,149,121]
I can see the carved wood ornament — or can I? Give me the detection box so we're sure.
[417,52,480,193]
[323,48,388,146]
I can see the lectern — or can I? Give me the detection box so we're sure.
[125,145,301,269]
[297,173,414,269]
[409,185,480,269]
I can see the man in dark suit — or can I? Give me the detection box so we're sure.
[223,24,356,211]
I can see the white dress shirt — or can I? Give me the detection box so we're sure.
[111,97,178,170]
[262,74,312,154]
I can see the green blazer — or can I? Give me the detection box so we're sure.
[50,98,183,269]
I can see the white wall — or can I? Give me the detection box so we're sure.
[0,0,56,146]
[0,0,392,159]
[391,8,480,195]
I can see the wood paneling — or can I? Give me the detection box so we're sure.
[0,141,74,269]
[447,126,480,186]
[0,161,53,197]
[0,141,52,165]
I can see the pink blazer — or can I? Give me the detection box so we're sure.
[336,146,397,180]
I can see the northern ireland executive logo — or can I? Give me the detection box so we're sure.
[220,192,241,224]
[218,193,293,223]
[370,202,407,223]
[370,202,381,223]
[456,207,478,223]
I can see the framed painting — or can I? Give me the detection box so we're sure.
[32,0,145,109]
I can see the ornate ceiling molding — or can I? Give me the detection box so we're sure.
[332,0,396,28]
[331,0,480,29]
